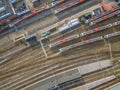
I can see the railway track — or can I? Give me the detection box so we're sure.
[0,45,117,88]
[0,6,120,90]
[94,78,120,90]
[69,64,120,90]
[4,56,109,89]
[0,42,25,56]
[83,65,120,83]
[0,37,119,81]
[0,50,109,89]
[3,39,120,84]
[0,48,110,89]
[1,49,105,78]
[0,43,54,66]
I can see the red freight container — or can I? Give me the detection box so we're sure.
[102,3,113,11]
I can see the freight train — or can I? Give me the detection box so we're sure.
[59,31,120,53]
[41,5,120,43]
[48,19,120,49]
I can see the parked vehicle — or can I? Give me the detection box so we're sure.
[41,32,48,37]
